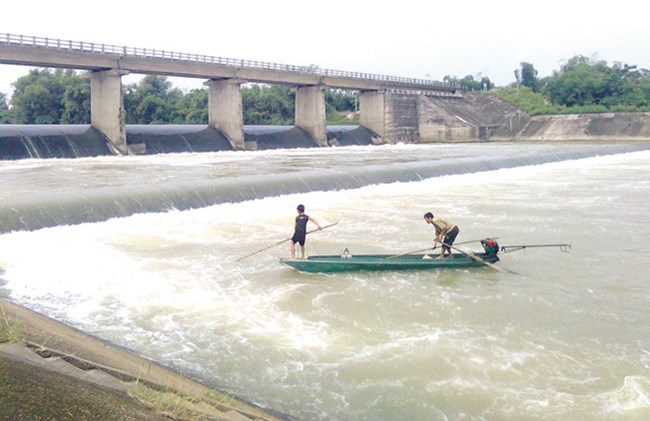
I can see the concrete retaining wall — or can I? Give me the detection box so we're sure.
[414,94,650,142]
[385,94,420,143]
[513,112,650,141]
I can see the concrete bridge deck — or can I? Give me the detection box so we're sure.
[0,33,459,94]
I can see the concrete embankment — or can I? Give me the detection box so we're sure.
[0,298,285,421]
[505,112,650,141]
[421,94,650,142]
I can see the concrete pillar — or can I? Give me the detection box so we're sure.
[90,69,128,154]
[359,91,385,139]
[205,79,245,150]
[295,86,327,147]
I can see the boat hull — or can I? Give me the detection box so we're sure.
[280,253,500,273]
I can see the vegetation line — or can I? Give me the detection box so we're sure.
[1,55,649,125]
[0,72,359,125]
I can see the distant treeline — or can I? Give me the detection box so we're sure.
[2,55,650,123]
[0,70,358,125]
[452,56,650,115]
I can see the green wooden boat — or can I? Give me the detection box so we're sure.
[280,252,500,273]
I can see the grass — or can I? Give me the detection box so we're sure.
[488,86,650,116]
[127,377,254,420]
[0,304,23,343]
[127,379,212,421]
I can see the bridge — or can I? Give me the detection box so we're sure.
[0,33,462,153]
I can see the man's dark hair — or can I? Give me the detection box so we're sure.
[297,204,305,212]
[424,212,434,219]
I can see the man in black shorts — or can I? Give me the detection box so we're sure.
[291,204,321,259]
[424,212,459,259]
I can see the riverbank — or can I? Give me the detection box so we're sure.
[473,96,650,141]
[0,298,285,421]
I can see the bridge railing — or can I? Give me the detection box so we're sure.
[1,33,456,90]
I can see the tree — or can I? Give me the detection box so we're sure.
[326,89,356,112]
[444,74,492,91]
[11,69,66,123]
[520,62,539,92]
[242,84,294,125]
[9,68,90,124]
[175,88,208,124]
[61,74,90,123]
[123,75,183,124]
[480,76,495,91]
[545,56,622,107]
[605,62,650,107]
[0,92,11,123]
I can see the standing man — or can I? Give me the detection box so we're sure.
[291,204,321,260]
[424,212,459,259]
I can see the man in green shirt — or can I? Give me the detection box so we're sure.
[424,212,460,259]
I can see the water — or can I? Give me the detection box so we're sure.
[1,142,647,232]
[1,143,650,420]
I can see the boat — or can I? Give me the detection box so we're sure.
[280,252,499,273]
[278,239,570,274]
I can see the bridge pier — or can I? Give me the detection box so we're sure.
[206,79,246,150]
[89,69,128,154]
[359,91,386,140]
[295,86,328,147]
[360,91,424,143]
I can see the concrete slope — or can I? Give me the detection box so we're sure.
[0,298,286,421]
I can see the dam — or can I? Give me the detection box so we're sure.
[5,34,650,159]
[0,33,461,154]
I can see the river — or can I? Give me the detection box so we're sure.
[1,142,649,420]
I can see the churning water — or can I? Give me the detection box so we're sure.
[1,142,650,420]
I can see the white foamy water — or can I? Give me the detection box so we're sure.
[1,145,650,420]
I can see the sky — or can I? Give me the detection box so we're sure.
[2,0,650,97]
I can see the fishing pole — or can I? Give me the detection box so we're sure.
[386,237,499,259]
[500,243,571,253]
[236,222,339,261]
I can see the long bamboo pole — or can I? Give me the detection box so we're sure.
[236,222,339,262]
[387,237,499,259]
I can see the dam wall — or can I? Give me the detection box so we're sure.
[0,125,379,159]
[0,126,112,159]
[1,96,649,160]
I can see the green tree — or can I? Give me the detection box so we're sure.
[11,69,66,123]
[325,89,358,124]
[124,75,184,124]
[10,68,89,124]
[605,63,650,108]
[242,84,294,125]
[61,74,90,123]
[0,92,11,123]
[520,62,539,92]
[497,56,650,114]
[480,76,495,91]
[543,56,629,107]
[174,88,208,124]
[326,89,356,112]
[444,74,492,91]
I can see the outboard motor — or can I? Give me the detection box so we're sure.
[481,239,499,257]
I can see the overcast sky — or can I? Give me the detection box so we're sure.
[2,0,649,97]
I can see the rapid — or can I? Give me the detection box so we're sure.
[1,142,649,420]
